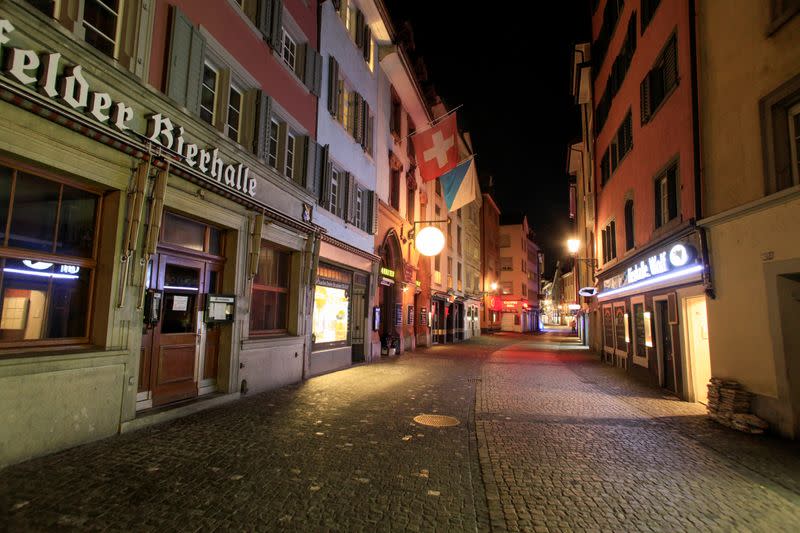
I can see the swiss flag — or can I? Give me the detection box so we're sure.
[412,113,459,182]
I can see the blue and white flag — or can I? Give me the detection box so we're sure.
[440,157,479,212]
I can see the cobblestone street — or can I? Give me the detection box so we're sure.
[2,332,800,532]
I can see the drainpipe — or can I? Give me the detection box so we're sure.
[689,0,703,222]
[303,230,322,381]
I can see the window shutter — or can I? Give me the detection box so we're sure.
[294,135,309,187]
[331,0,342,10]
[327,56,340,117]
[667,165,678,220]
[306,141,322,199]
[353,93,363,144]
[167,7,205,110]
[355,10,364,48]
[368,190,378,235]
[664,36,678,91]
[640,74,651,124]
[318,144,331,206]
[296,42,308,79]
[363,25,372,63]
[304,47,321,95]
[361,100,370,150]
[254,90,272,160]
[367,115,374,155]
[338,172,350,218]
[276,121,288,175]
[313,50,323,97]
[654,178,662,227]
[258,0,274,44]
[347,175,358,224]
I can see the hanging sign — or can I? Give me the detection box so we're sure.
[0,18,256,197]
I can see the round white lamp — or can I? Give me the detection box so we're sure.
[415,226,446,257]
[567,238,580,254]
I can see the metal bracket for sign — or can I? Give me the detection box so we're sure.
[408,219,449,240]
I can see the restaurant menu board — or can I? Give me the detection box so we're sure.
[603,307,614,348]
[407,305,414,326]
[614,305,627,351]
[395,303,403,326]
[633,303,646,357]
[420,307,428,326]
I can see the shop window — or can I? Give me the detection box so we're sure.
[0,163,100,346]
[654,162,679,228]
[250,242,291,335]
[501,282,512,295]
[313,264,352,348]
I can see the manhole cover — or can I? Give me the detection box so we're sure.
[413,414,460,427]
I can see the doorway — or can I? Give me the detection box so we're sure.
[138,212,225,409]
[655,299,677,394]
[685,295,712,404]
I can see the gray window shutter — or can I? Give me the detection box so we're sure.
[294,135,308,187]
[327,56,339,117]
[303,46,318,94]
[366,115,374,155]
[664,36,678,91]
[306,141,322,198]
[313,51,323,97]
[338,172,350,219]
[363,25,372,63]
[353,93,363,144]
[258,0,272,41]
[361,100,370,150]
[347,175,358,224]
[270,0,284,50]
[296,42,307,79]
[167,7,202,109]
[355,10,364,48]
[318,144,331,206]
[254,90,272,160]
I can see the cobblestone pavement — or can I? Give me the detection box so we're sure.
[2,333,800,532]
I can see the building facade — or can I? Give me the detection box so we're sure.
[0,0,324,466]
[696,0,800,437]
[311,0,387,375]
[590,0,711,406]
[498,214,536,332]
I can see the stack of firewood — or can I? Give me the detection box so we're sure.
[706,378,768,434]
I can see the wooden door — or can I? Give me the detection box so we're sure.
[657,300,676,393]
[150,254,205,406]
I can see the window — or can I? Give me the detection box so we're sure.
[641,34,678,124]
[313,265,352,348]
[406,186,415,222]
[602,220,617,264]
[355,188,363,228]
[447,257,453,289]
[501,282,513,295]
[390,93,402,137]
[285,133,296,180]
[654,162,679,228]
[762,78,800,193]
[522,284,527,297]
[624,199,635,251]
[281,30,297,72]
[200,63,218,125]
[390,170,401,211]
[434,254,441,284]
[267,119,280,169]
[330,169,340,216]
[500,257,512,271]
[592,0,625,73]
[790,103,800,185]
[82,0,121,59]
[227,86,242,142]
[595,13,636,134]
[600,150,611,187]
[435,180,442,197]
[457,263,462,292]
[0,162,100,346]
[768,0,800,34]
[407,119,416,160]
[250,242,290,335]
[457,226,462,255]
[499,234,511,247]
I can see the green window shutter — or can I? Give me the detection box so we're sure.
[294,135,309,187]
[306,141,322,199]
[318,144,331,206]
[303,46,318,94]
[363,25,372,63]
[166,7,194,107]
[254,90,273,160]
[327,56,340,116]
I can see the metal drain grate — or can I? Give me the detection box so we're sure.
[413,414,460,427]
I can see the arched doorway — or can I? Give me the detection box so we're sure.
[378,231,403,351]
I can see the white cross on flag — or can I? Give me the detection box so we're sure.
[412,112,459,182]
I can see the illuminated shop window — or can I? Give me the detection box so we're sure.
[312,285,350,346]
[0,163,99,345]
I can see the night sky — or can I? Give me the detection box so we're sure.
[384,1,592,277]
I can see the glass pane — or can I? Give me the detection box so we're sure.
[208,270,219,293]
[250,289,275,332]
[56,185,98,257]
[164,264,200,290]
[0,257,90,341]
[0,166,11,244]
[208,227,221,256]
[8,172,59,252]
[161,292,196,334]
[162,212,206,251]
[254,245,289,288]
[312,285,349,344]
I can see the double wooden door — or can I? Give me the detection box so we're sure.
[140,252,222,407]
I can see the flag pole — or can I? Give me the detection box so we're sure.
[404,103,464,142]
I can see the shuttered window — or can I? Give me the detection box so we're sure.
[624,199,634,251]
[227,86,242,142]
[200,63,218,125]
[281,30,297,72]
[82,0,120,58]
[267,119,280,169]
[654,161,679,228]
[594,11,636,134]
[329,169,339,216]
[640,0,660,34]
[285,133,296,180]
[641,34,678,124]
[602,221,617,264]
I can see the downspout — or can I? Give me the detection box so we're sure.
[303,230,322,380]
[688,0,714,299]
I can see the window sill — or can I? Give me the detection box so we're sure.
[241,334,303,350]
[0,345,127,365]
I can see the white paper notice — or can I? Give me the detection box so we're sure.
[211,302,228,320]
[172,295,188,311]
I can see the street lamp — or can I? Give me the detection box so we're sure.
[490,281,498,292]
[567,238,580,255]
[410,219,449,257]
